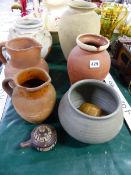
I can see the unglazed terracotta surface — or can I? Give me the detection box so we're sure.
[2,67,56,124]
[0,37,49,78]
[67,33,111,84]
[58,0,100,60]
[58,79,123,144]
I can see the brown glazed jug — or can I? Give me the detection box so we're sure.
[0,37,49,78]
[2,67,56,124]
[67,33,111,84]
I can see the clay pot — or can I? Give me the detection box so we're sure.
[67,33,111,84]
[20,124,57,151]
[0,37,49,78]
[58,79,123,144]
[2,67,56,124]
[58,0,100,60]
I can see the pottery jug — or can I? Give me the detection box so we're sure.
[0,37,49,78]
[67,33,111,84]
[58,0,100,60]
[2,67,56,124]
[20,124,57,151]
[58,79,123,144]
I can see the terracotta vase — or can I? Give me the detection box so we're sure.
[2,67,56,124]
[58,0,100,60]
[67,33,111,84]
[58,79,123,144]
[0,37,49,78]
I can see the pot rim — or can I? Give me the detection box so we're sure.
[76,33,110,52]
[68,1,97,10]
[68,79,122,120]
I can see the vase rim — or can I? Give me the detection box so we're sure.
[68,0,97,10]
[76,33,110,52]
[68,79,121,120]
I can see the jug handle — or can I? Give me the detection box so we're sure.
[0,41,7,64]
[2,78,16,96]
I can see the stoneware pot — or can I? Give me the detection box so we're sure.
[2,67,56,124]
[0,37,49,78]
[67,33,111,84]
[58,79,123,144]
[58,0,100,60]
[20,124,57,151]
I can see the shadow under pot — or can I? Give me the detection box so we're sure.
[58,79,123,144]
[2,67,56,124]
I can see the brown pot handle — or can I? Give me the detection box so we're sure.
[0,41,7,64]
[2,78,16,96]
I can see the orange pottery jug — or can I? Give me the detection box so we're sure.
[2,67,56,124]
[0,37,49,78]
[67,33,111,84]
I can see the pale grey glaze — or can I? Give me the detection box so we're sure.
[58,79,123,144]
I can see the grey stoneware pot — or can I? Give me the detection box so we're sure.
[58,79,123,144]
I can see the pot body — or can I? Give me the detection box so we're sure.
[2,67,56,124]
[58,1,100,59]
[58,79,123,144]
[67,33,111,84]
[0,37,49,78]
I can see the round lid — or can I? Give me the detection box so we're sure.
[31,124,57,151]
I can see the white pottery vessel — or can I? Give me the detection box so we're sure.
[43,0,68,44]
[8,16,52,59]
[58,0,100,60]
[58,79,123,144]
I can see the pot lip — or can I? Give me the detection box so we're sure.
[68,1,97,10]
[15,67,51,92]
[68,79,122,120]
[76,33,110,52]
